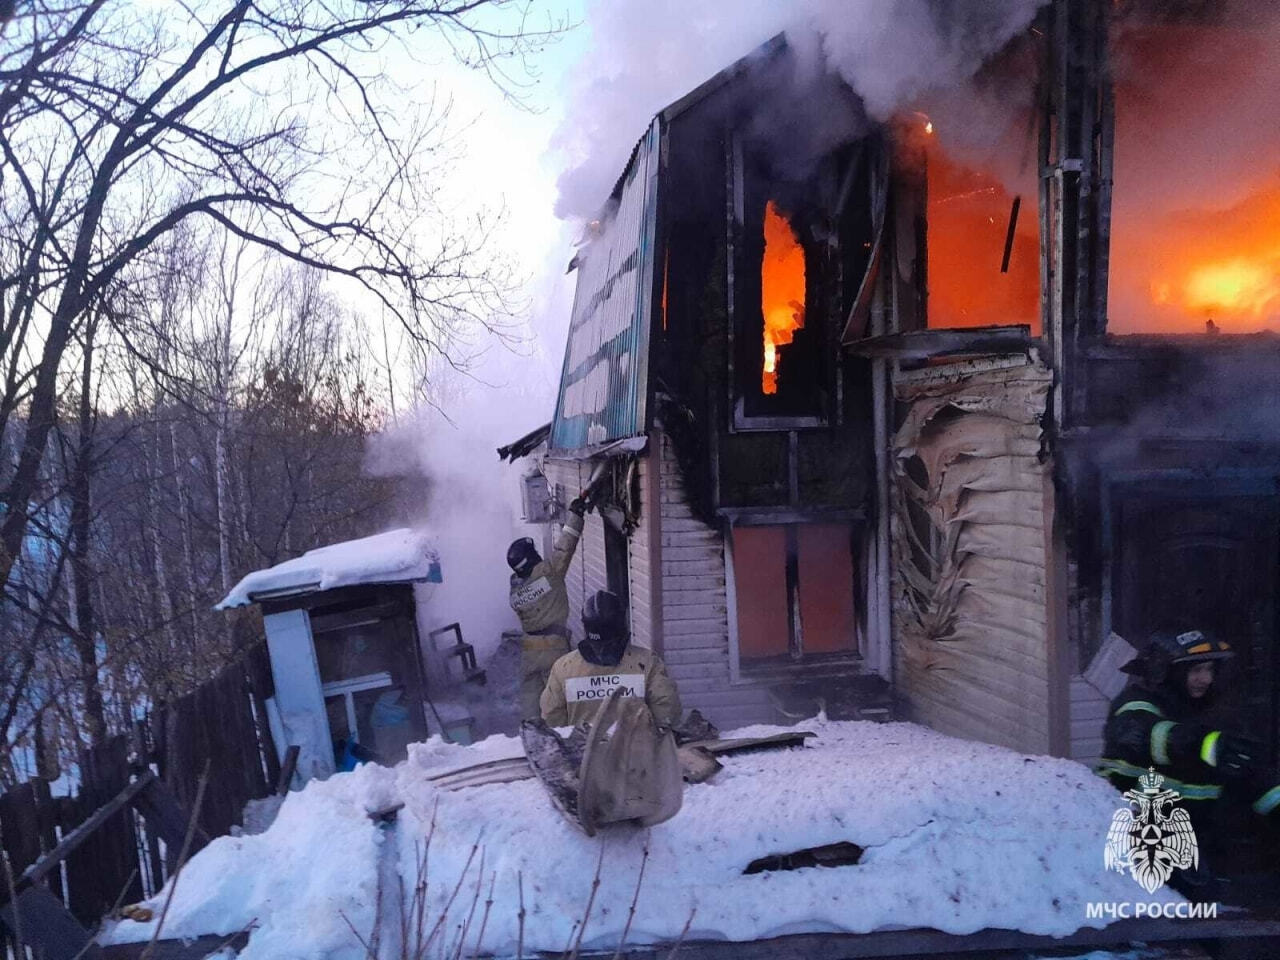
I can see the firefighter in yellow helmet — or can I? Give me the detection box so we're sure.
[1099,628,1280,880]
[507,496,589,719]
[541,589,681,728]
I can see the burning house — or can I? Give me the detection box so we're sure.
[510,0,1280,769]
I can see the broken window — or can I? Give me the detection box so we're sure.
[730,522,859,665]
[730,141,835,428]
[1108,14,1280,332]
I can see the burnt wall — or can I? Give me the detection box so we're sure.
[1059,335,1280,670]
[890,357,1056,754]
[654,67,876,522]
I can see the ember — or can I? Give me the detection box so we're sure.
[760,200,805,395]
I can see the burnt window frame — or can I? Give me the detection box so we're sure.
[724,516,865,680]
[726,134,840,433]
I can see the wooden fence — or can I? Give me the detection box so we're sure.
[0,643,278,955]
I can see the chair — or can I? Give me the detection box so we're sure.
[428,623,486,685]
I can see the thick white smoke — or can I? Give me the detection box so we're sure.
[554,0,1048,220]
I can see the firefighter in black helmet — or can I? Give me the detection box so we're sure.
[508,494,590,719]
[540,589,681,728]
[1099,628,1280,871]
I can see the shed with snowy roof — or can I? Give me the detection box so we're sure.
[217,528,446,783]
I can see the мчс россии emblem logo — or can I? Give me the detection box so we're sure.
[1104,767,1199,893]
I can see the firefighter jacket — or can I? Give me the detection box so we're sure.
[1099,681,1280,819]
[540,644,682,728]
[509,511,584,636]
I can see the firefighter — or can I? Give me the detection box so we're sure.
[1098,628,1280,867]
[540,589,682,728]
[508,494,590,719]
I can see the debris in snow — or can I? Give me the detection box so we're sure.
[743,841,864,875]
[216,528,440,608]
[99,720,1178,959]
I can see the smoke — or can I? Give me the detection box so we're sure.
[365,249,573,664]
[553,0,1048,220]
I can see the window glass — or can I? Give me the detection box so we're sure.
[314,624,391,684]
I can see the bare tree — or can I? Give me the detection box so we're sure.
[0,0,547,589]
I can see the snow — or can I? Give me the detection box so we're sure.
[216,528,442,608]
[99,720,1174,958]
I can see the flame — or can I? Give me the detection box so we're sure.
[1107,24,1280,332]
[761,200,806,394]
[924,143,1041,332]
[1114,178,1280,331]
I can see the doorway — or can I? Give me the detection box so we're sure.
[1111,486,1280,764]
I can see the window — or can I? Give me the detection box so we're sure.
[729,522,859,666]
[731,139,833,429]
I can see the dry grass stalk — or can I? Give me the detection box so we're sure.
[566,844,606,960]
[419,834,480,955]
[666,908,696,960]
[610,837,650,960]
[467,872,496,960]
[449,848,486,960]
[140,760,210,960]
[516,871,526,960]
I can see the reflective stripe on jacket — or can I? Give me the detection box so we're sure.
[540,644,682,728]
[509,511,584,635]
[1097,684,1224,801]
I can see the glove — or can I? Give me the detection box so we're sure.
[1206,731,1263,778]
[569,496,587,517]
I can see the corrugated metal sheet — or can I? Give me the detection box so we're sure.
[549,117,662,455]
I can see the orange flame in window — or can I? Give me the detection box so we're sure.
[761,200,806,395]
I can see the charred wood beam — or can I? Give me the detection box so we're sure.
[497,422,551,462]
[1000,196,1021,274]
[845,326,1034,361]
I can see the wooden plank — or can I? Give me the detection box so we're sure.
[846,324,1033,359]
[692,732,815,755]
[99,930,251,959]
[276,745,301,795]
[0,782,42,874]
[20,772,156,887]
[31,778,65,901]
[130,777,210,855]
[0,885,105,960]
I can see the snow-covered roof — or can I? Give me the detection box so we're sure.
[216,528,441,609]
[100,719,1167,957]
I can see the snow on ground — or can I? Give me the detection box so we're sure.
[100,719,1171,959]
[217,528,440,608]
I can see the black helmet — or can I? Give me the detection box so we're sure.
[583,589,626,637]
[507,537,540,577]
[579,590,628,666]
[1125,627,1232,688]
[1151,628,1232,665]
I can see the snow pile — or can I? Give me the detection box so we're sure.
[101,720,1170,958]
[217,528,441,608]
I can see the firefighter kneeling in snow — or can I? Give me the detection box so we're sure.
[541,589,681,728]
[1099,628,1280,874]
[508,495,589,719]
